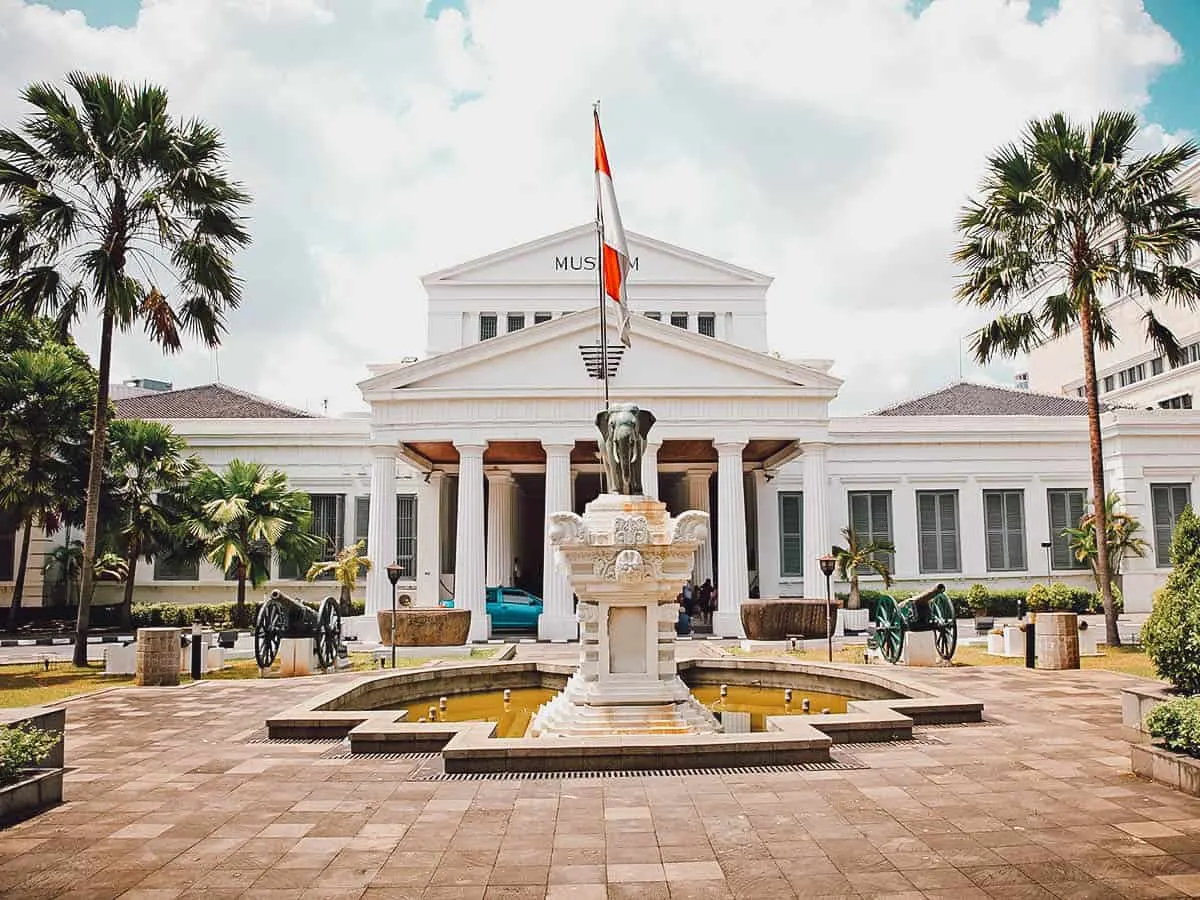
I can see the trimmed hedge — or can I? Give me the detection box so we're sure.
[1147,697,1200,758]
[127,599,367,630]
[840,586,1102,621]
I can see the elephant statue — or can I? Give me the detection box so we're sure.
[596,404,656,496]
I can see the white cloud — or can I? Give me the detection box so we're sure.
[0,0,1185,414]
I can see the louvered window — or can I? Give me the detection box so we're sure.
[984,490,1025,571]
[778,492,803,577]
[847,491,893,572]
[479,314,498,341]
[533,312,551,324]
[1047,489,1088,570]
[282,494,343,579]
[1152,484,1192,567]
[670,312,688,329]
[507,313,525,332]
[396,495,418,579]
[917,491,959,573]
[698,313,716,337]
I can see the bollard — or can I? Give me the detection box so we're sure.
[1025,621,1036,669]
[190,624,203,680]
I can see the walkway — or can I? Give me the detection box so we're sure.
[2,647,1200,899]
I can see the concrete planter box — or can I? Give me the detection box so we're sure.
[0,769,63,824]
[1121,681,1177,741]
[1131,743,1200,797]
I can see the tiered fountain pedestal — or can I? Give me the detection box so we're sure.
[529,494,719,736]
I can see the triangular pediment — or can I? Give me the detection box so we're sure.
[421,224,772,287]
[360,312,840,398]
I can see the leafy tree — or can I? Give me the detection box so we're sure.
[306,539,371,616]
[107,419,198,628]
[832,526,894,610]
[42,539,127,608]
[187,460,321,627]
[0,345,96,630]
[1142,507,1200,692]
[0,72,251,664]
[1063,491,1149,600]
[954,111,1200,648]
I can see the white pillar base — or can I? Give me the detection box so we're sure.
[899,630,942,667]
[712,610,745,639]
[279,638,317,676]
[538,613,578,642]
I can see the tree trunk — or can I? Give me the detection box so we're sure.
[1080,294,1119,647]
[74,304,115,667]
[236,563,247,628]
[7,518,34,634]
[848,577,861,610]
[340,583,351,616]
[120,545,138,631]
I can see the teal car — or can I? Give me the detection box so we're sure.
[441,587,543,630]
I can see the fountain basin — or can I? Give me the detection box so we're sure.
[740,599,843,640]
[377,608,470,647]
[267,655,984,772]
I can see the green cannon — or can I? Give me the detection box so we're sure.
[254,590,342,670]
[870,583,957,664]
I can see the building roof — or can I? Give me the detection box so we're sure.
[114,383,315,420]
[109,383,156,402]
[873,381,1103,417]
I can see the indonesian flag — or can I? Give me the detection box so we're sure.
[594,109,632,348]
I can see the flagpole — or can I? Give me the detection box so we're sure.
[593,102,610,413]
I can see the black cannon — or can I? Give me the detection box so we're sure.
[254,590,342,670]
[870,583,957,664]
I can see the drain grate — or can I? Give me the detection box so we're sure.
[837,737,945,751]
[319,748,438,760]
[407,757,867,781]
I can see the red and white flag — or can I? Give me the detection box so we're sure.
[594,109,632,347]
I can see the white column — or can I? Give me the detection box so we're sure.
[454,442,488,642]
[416,471,442,607]
[365,446,397,614]
[540,443,578,641]
[641,439,662,500]
[713,442,749,637]
[755,470,780,599]
[485,471,516,587]
[685,469,713,586]
[803,443,831,599]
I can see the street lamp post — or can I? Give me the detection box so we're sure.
[819,554,837,663]
[386,562,402,669]
[1040,540,1053,587]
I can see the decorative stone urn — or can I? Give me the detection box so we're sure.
[528,494,719,736]
[740,599,841,641]
[377,608,471,647]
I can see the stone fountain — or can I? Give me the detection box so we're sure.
[529,404,720,736]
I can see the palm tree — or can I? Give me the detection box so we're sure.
[0,73,251,664]
[107,419,198,629]
[832,526,895,610]
[42,539,127,608]
[306,540,371,616]
[1064,491,1150,603]
[954,112,1200,648]
[0,346,95,631]
[188,460,321,627]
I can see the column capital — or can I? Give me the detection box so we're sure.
[369,440,398,458]
[713,439,748,456]
[644,437,663,450]
[485,469,515,484]
[685,467,713,483]
[803,441,831,455]
[541,442,574,458]
[454,441,487,457]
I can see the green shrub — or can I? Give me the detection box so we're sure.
[1025,583,1050,612]
[128,597,367,630]
[847,585,1096,621]
[1143,506,1200,692]
[965,584,989,611]
[1147,697,1200,756]
[1048,582,1075,611]
[0,725,60,785]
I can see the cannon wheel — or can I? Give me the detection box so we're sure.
[931,593,958,661]
[874,594,904,664]
[315,596,342,670]
[254,599,283,668]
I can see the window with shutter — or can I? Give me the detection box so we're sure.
[479,314,498,341]
[698,313,716,337]
[917,491,959,573]
[847,491,894,572]
[280,494,343,579]
[396,495,418,578]
[507,313,525,332]
[778,492,803,577]
[1152,483,1192,567]
[1047,489,1088,570]
[355,497,370,549]
[984,490,1026,571]
[533,312,552,324]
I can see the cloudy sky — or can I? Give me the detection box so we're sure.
[1,0,1196,415]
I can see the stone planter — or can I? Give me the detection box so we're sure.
[1121,681,1176,740]
[1131,743,1200,797]
[986,632,1004,655]
[378,608,471,647]
[1035,612,1079,670]
[740,599,842,641]
[0,769,63,825]
[1002,625,1024,658]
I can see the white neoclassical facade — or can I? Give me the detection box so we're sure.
[4,223,1200,637]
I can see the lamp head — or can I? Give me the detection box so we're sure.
[818,555,837,578]
[386,563,402,586]
[1040,541,1052,549]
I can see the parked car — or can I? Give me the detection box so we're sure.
[441,587,544,630]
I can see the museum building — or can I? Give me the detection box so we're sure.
[3,220,1199,638]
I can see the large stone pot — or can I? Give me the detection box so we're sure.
[377,608,471,647]
[740,599,842,641]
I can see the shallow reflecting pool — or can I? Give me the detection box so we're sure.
[388,683,850,737]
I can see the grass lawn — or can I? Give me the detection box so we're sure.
[0,648,497,708]
[739,643,1162,680]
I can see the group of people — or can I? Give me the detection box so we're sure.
[678,578,716,626]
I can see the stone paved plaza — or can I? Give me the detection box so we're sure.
[5,648,1200,899]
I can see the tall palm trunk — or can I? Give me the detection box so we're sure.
[74,305,114,667]
[848,577,861,610]
[7,519,33,633]
[235,562,248,628]
[1080,294,1119,648]
[120,543,139,631]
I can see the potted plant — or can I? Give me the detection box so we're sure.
[0,723,62,824]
